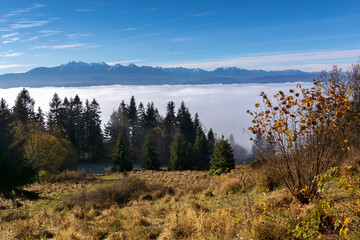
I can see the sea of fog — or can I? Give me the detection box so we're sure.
[0,83,313,150]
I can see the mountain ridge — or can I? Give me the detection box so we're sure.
[0,61,318,88]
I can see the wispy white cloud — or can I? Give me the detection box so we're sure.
[2,37,19,44]
[75,9,95,12]
[22,30,61,42]
[3,3,46,18]
[67,33,92,39]
[124,28,138,31]
[31,43,100,50]
[129,31,166,39]
[107,59,145,65]
[158,49,360,71]
[172,37,195,42]
[38,30,62,36]
[0,64,32,69]
[166,51,185,55]
[189,12,213,17]
[0,51,23,57]
[10,20,49,29]
[1,32,19,38]
[0,19,8,23]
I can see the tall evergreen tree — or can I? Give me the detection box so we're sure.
[164,101,176,137]
[128,96,138,131]
[209,136,235,175]
[207,128,216,155]
[35,107,45,124]
[251,133,274,160]
[47,93,63,129]
[71,95,84,154]
[142,102,157,132]
[193,133,210,170]
[112,133,132,172]
[83,99,104,161]
[177,101,195,143]
[193,113,203,136]
[13,88,35,122]
[169,131,190,170]
[140,132,159,170]
[105,109,121,144]
[0,98,36,199]
[164,101,177,161]
[60,97,75,144]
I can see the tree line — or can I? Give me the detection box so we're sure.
[0,89,237,198]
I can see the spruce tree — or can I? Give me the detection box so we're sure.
[112,133,133,172]
[251,133,274,160]
[143,102,157,132]
[209,136,235,175]
[0,98,36,199]
[140,133,159,170]
[13,88,35,122]
[47,93,63,129]
[193,133,210,170]
[105,109,121,144]
[164,101,177,160]
[207,128,216,155]
[193,113,203,136]
[35,107,45,124]
[128,96,138,131]
[177,101,195,143]
[83,99,104,162]
[169,131,189,170]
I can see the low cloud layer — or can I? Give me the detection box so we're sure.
[0,83,313,150]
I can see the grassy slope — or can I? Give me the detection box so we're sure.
[0,168,359,240]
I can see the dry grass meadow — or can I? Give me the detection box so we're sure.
[0,159,359,240]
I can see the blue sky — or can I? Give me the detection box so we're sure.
[0,0,360,74]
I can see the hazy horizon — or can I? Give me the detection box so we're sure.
[0,82,313,150]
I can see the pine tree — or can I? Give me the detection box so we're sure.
[164,101,177,160]
[35,107,44,124]
[13,88,35,122]
[105,109,121,144]
[112,133,132,172]
[209,136,235,175]
[169,131,190,170]
[71,95,84,155]
[177,101,195,143]
[193,113,203,136]
[207,128,216,155]
[140,133,159,170]
[193,133,210,170]
[0,98,36,199]
[251,133,274,160]
[83,99,104,162]
[60,97,76,144]
[128,96,138,131]
[143,102,157,132]
[47,93,63,129]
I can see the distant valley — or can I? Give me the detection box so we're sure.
[0,61,317,88]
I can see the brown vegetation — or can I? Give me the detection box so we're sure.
[0,160,359,239]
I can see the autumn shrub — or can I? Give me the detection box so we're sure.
[67,177,170,209]
[248,76,353,203]
[317,166,360,239]
[14,121,78,173]
[40,169,92,183]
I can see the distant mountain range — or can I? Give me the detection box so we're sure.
[0,61,318,88]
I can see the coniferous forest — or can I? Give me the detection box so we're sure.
[0,88,240,187]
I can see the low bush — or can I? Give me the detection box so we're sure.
[67,177,173,209]
[39,169,95,183]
